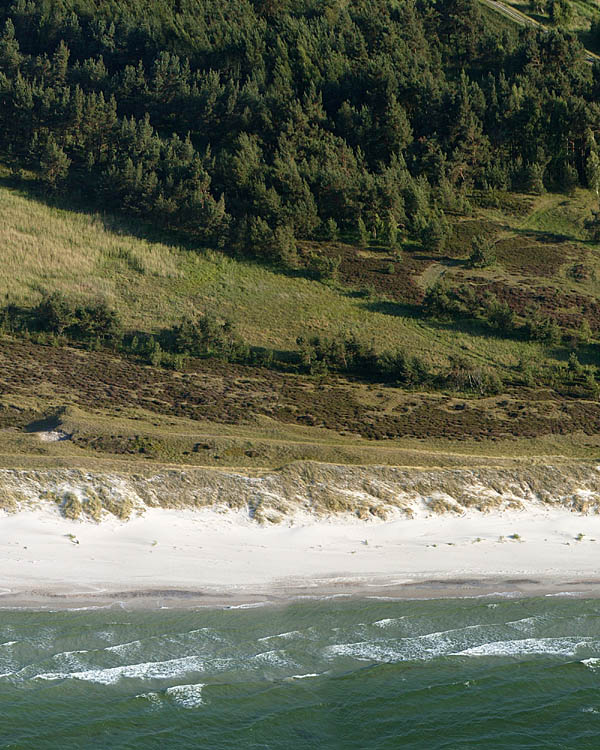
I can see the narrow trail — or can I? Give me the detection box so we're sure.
[479,0,600,64]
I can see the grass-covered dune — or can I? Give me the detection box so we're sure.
[2,179,600,473]
[2,461,600,523]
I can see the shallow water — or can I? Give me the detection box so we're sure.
[2,596,600,748]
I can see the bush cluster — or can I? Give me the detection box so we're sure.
[518,353,600,398]
[2,291,121,346]
[423,279,581,346]
[5,288,599,398]
[295,333,502,394]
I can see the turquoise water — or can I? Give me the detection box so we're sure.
[2,596,600,749]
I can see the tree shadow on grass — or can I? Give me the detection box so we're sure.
[552,343,600,368]
[510,227,573,244]
[410,254,467,267]
[0,172,187,247]
[362,299,423,320]
[0,172,321,284]
[363,298,518,341]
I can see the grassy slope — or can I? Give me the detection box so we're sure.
[2,180,600,471]
[1,181,586,372]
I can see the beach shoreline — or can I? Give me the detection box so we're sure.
[2,504,600,609]
[3,579,600,611]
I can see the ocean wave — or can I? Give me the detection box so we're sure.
[323,626,600,663]
[105,639,142,655]
[165,683,205,708]
[136,691,162,709]
[323,624,500,662]
[454,638,595,657]
[464,592,525,600]
[52,649,90,658]
[186,627,223,640]
[136,683,205,709]
[258,630,303,642]
[323,638,432,663]
[505,616,544,633]
[582,658,600,671]
[224,602,269,610]
[54,605,119,612]
[250,649,294,669]
[292,594,351,601]
[287,673,322,680]
[373,618,405,628]
[50,649,92,672]
[34,654,206,685]
[544,592,586,598]
[103,627,223,659]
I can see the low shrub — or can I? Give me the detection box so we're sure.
[62,491,82,520]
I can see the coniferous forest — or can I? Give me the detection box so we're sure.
[0,0,598,261]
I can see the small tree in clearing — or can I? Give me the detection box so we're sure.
[469,235,496,268]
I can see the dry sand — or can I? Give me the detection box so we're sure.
[1,504,600,607]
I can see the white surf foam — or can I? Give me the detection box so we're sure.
[258,630,302,642]
[105,639,142,655]
[454,637,593,657]
[544,592,585,598]
[224,602,269,610]
[165,683,205,708]
[137,691,162,704]
[582,657,600,671]
[250,649,293,668]
[373,618,405,628]
[50,649,92,671]
[34,655,205,685]
[323,639,428,662]
[505,616,544,633]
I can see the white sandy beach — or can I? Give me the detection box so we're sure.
[2,504,600,605]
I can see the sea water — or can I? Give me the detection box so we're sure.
[2,596,600,749]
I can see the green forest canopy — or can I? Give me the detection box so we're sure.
[0,0,598,261]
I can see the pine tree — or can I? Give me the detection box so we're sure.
[548,0,572,26]
[326,218,339,242]
[524,162,546,195]
[357,217,369,248]
[40,135,71,188]
[384,211,398,249]
[585,131,600,196]
[469,235,496,268]
[0,20,22,75]
[51,41,70,85]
